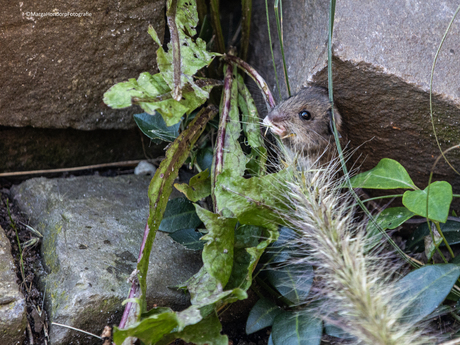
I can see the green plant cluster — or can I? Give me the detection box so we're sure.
[102,0,460,344]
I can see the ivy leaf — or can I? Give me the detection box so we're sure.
[196,205,237,287]
[246,297,283,334]
[402,181,453,223]
[271,309,322,345]
[395,264,460,323]
[349,158,416,189]
[174,169,211,202]
[134,112,181,143]
[159,197,202,233]
[366,207,414,249]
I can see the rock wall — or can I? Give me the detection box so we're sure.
[250,0,460,190]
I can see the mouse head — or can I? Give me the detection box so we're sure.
[263,86,342,158]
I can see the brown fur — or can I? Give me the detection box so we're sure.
[264,86,343,162]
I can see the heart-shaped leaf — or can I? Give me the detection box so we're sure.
[349,158,416,189]
[402,181,453,222]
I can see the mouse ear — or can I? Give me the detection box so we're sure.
[328,108,342,138]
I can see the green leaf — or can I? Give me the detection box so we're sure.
[324,322,354,340]
[366,207,414,248]
[159,197,202,233]
[134,112,180,143]
[406,220,460,253]
[166,311,228,345]
[395,264,460,323]
[140,106,217,314]
[271,310,322,345]
[113,308,180,344]
[151,0,219,98]
[104,71,219,127]
[246,297,283,334]
[265,264,314,305]
[196,206,237,287]
[196,146,214,172]
[174,169,211,202]
[349,158,416,189]
[215,169,290,230]
[262,227,298,264]
[225,225,276,291]
[402,181,453,222]
[168,228,205,250]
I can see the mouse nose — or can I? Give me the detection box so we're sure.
[267,109,288,122]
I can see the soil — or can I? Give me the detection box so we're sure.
[0,168,270,345]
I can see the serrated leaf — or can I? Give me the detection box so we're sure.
[271,310,322,345]
[168,228,205,250]
[265,264,314,305]
[134,112,180,143]
[174,169,211,202]
[196,206,237,287]
[349,158,416,189]
[395,264,460,323]
[155,0,218,98]
[403,181,453,223]
[159,197,202,233]
[246,297,283,334]
[215,169,290,230]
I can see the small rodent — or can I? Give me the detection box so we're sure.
[263,86,343,161]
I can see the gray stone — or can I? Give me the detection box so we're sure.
[134,160,157,176]
[0,225,27,345]
[250,0,460,189]
[0,0,165,130]
[10,175,202,345]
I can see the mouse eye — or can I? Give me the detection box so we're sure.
[298,110,312,120]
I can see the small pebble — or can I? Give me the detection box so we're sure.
[134,161,156,176]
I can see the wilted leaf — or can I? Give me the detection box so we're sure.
[403,181,453,223]
[349,158,416,189]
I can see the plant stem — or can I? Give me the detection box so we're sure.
[209,0,225,54]
[240,0,252,62]
[274,0,290,97]
[435,221,455,259]
[224,54,276,109]
[265,0,282,100]
[166,0,182,101]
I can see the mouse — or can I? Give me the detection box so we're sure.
[262,85,343,162]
